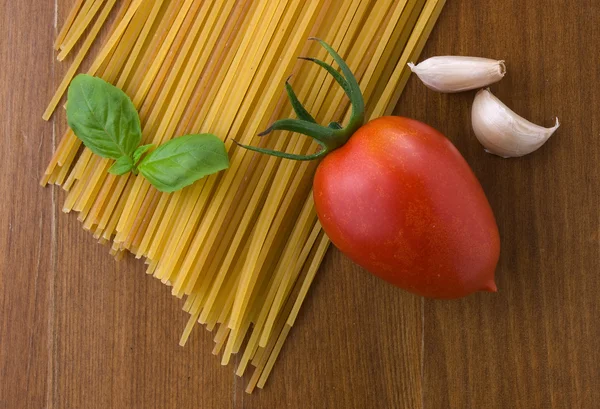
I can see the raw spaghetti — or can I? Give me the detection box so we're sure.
[42,0,446,392]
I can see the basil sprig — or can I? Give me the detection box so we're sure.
[66,74,229,192]
[137,134,228,192]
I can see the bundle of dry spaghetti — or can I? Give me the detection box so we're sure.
[42,0,445,392]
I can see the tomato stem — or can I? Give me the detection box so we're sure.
[234,38,365,161]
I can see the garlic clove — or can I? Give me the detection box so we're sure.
[471,89,559,158]
[408,56,506,93]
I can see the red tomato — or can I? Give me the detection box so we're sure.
[313,116,500,299]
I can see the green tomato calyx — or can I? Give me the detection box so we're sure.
[233,38,365,161]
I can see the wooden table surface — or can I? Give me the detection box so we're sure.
[2,1,599,408]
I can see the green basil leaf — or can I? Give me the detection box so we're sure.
[138,134,229,192]
[133,144,155,165]
[66,74,142,160]
[108,156,134,175]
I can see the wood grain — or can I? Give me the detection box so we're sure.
[395,1,600,408]
[1,1,598,408]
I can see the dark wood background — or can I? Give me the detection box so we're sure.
[2,1,598,408]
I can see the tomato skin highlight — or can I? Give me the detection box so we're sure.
[313,116,500,299]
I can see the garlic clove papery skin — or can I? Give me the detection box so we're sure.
[471,89,560,158]
[408,56,506,93]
